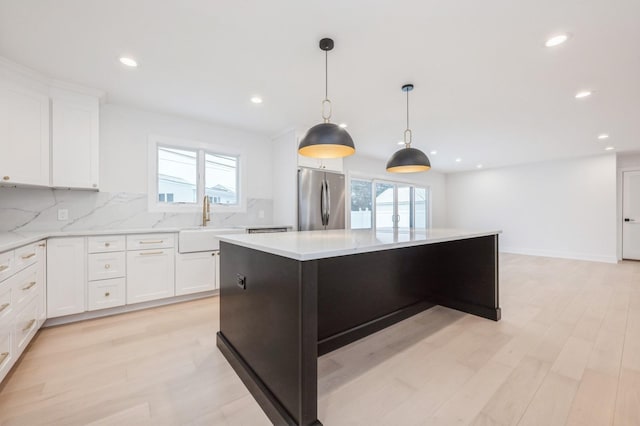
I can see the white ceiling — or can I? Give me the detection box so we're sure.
[1,0,638,172]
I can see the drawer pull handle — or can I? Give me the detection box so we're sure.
[2,176,9,181]
[140,251,164,256]
[0,352,8,364]
[21,253,36,260]
[104,264,111,269]
[105,242,111,247]
[0,303,9,313]
[38,243,46,247]
[22,319,36,332]
[22,281,36,291]
[0,265,8,272]
[105,292,110,297]
[139,240,163,244]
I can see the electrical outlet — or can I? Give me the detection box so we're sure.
[258,210,265,219]
[57,209,69,221]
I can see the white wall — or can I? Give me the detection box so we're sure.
[446,154,617,263]
[271,129,298,228]
[100,103,272,199]
[344,155,448,228]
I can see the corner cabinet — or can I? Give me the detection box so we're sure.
[50,88,100,189]
[46,237,86,318]
[0,80,50,186]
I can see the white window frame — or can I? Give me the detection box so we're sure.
[148,135,246,213]
[347,171,432,230]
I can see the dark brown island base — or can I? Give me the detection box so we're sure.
[216,229,501,425]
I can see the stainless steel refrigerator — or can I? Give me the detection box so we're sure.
[298,168,346,231]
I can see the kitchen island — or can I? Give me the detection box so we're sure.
[216,228,501,425]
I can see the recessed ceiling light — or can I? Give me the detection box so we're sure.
[397,141,405,146]
[119,57,137,67]
[339,123,348,128]
[605,146,615,151]
[597,134,609,140]
[575,91,592,99]
[477,164,483,169]
[430,150,437,155]
[251,96,263,104]
[455,158,462,163]
[545,34,569,47]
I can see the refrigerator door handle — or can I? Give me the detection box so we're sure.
[320,181,324,226]
[325,179,331,225]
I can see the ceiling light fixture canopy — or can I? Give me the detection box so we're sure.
[298,38,355,159]
[386,84,431,173]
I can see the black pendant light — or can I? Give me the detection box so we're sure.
[298,38,355,159]
[386,84,431,173]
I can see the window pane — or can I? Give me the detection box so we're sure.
[158,147,197,203]
[397,185,411,229]
[205,153,238,205]
[375,182,395,229]
[414,187,427,229]
[350,179,373,229]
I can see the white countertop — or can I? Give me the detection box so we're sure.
[219,228,501,261]
[0,228,183,252]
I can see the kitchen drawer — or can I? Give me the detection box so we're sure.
[0,281,12,321]
[15,298,38,353]
[88,252,126,281]
[0,329,12,383]
[87,278,125,311]
[0,251,14,283]
[12,264,39,312]
[88,235,126,253]
[14,242,41,272]
[127,233,174,251]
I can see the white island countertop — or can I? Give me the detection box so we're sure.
[219,228,501,261]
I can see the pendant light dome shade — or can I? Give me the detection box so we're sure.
[298,38,356,159]
[298,123,355,158]
[386,83,431,173]
[386,147,431,173]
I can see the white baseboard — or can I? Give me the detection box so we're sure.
[43,290,218,327]
[500,247,618,264]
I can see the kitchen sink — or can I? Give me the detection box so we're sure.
[178,228,243,253]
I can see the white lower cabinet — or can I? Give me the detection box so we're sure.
[47,237,86,318]
[127,248,175,304]
[88,278,125,311]
[175,251,217,296]
[0,239,46,384]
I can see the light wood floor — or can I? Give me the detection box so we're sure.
[1,253,639,425]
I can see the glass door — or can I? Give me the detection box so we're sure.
[372,181,429,230]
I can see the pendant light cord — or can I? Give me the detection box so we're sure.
[404,87,412,146]
[325,50,328,100]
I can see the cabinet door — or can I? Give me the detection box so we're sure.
[127,249,175,304]
[0,82,50,186]
[36,241,46,323]
[297,154,344,173]
[175,251,216,296]
[51,97,99,189]
[47,238,86,318]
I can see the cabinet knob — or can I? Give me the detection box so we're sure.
[104,264,111,269]
[105,242,110,247]
[92,184,97,188]
[105,292,110,297]
[2,176,9,181]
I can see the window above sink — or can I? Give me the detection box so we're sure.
[147,135,246,213]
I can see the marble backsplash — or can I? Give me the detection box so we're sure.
[0,187,274,232]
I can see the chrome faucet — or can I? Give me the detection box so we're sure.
[202,196,210,226]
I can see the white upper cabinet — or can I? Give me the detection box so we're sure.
[0,79,50,186]
[51,87,100,189]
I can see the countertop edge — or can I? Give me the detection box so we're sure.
[219,230,502,261]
